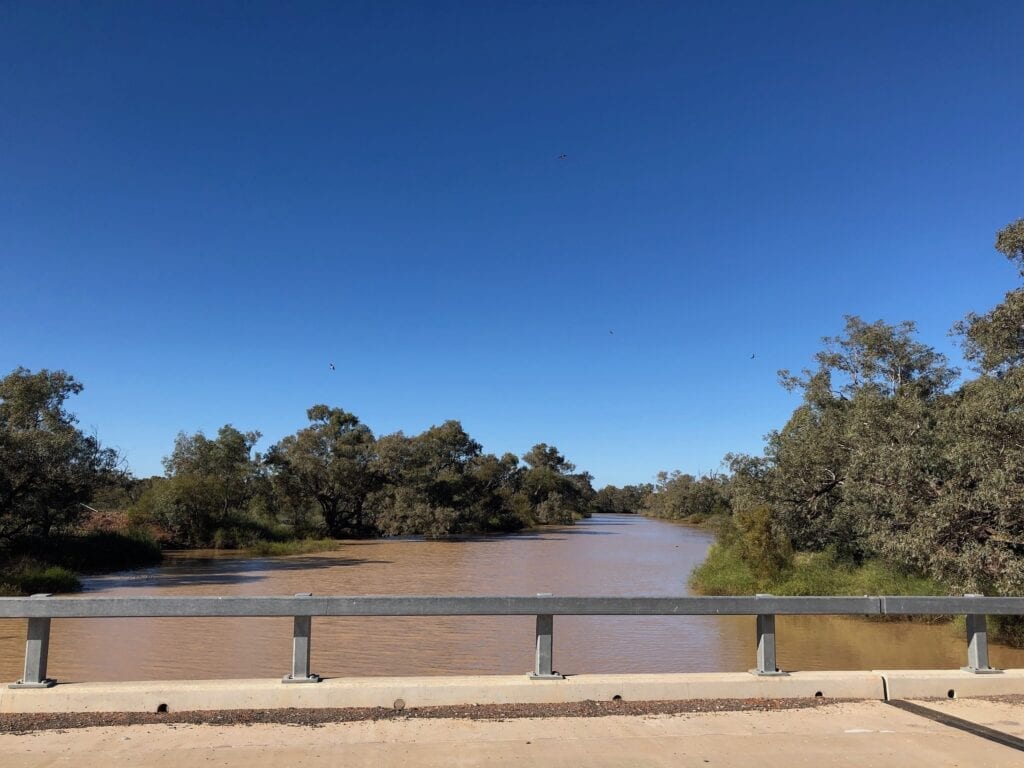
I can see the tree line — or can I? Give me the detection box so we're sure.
[0,375,598,552]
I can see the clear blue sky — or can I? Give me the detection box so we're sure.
[2,1,1023,485]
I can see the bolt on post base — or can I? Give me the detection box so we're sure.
[960,666,1002,675]
[748,668,788,677]
[282,673,321,684]
[9,678,56,689]
[528,671,565,680]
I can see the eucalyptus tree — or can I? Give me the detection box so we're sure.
[520,443,595,524]
[0,368,119,544]
[265,405,379,537]
[138,425,263,546]
[931,217,1024,593]
[755,316,958,561]
[642,472,727,522]
[368,420,487,537]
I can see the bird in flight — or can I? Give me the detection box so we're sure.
[558,154,567,160]
[750,354,756,359]
[329,362,336,371]
[609,330,614,335]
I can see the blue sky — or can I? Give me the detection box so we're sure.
[2,1,1023,485]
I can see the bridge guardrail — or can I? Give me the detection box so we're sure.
[1,593,1019,688]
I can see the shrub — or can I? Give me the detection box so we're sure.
[0,564,81,595]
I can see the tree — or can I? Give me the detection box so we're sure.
[765,316,957,559]
[780,315,957,401]
[519,443,595,524]
[265,405,379,537]
[369,421,489,537]
[929,217,1024,592]
[642,472,727,522]
[591,483,653,515]
[0,368,119,544]
[954,219,1024,375]
[137,425,263,546]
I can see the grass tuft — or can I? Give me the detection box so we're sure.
[245,539,341,556]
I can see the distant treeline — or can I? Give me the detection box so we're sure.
[0,370,599,559]
[590,473,727,523]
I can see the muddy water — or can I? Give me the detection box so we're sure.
[2,514,1024,682]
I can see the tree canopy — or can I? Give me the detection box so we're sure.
[0,368,119,546]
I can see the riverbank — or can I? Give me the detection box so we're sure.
[689,544,944,597]
[0,531,163,596]
[688,541,1024,647]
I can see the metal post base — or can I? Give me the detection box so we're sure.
[528,672,565,680]
[749,669,788,677]
[9,679,56,689]
[282,674,321,684]
[960,666,1003,675]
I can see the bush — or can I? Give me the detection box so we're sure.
[691,543,945,597]
[991,616,1024,647]
[0,563,81,595]
[719,505,793,578]
[246,539,340,556]
[689,543,759,595]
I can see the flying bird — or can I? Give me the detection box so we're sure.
[558,154,567,160]
[609,330,614,335]
[750,354,756,359]
[329,363,336,371]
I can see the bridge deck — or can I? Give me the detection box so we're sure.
[3,699,1023,767]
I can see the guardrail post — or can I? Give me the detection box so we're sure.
[9,594,56,689]
[751,594,786,676]
[529,594,563,680]
[961,593,1001,674]
[282,593,320,683]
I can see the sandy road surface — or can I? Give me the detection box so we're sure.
[4,699,1024,767]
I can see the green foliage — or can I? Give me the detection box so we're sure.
[720,504,792,578]
[0,563,81,595]
[702,220,1024,640]
[590,484,652,515]
[690,545,944,598]
[244,538,339,556]
[995,218,1024,272]
[0,368,119,543]
[954,291,1024,375]
[687,544,759,595]
[133,426,266,547]
[953,219,1024,374]
[122,406,595,545]
[643,472,728,524]
[518,443,595,525]
[265,406,379,538]
[990,616,1024,648]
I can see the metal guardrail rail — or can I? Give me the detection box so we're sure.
[1,593,1019,688]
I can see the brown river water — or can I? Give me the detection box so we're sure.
[2,513,1024,682]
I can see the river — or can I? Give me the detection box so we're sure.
[2,514,1023,682]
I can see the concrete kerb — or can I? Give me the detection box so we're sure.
[2,671,1022,714]
[0,672,883,714]
[879,669,1024,700]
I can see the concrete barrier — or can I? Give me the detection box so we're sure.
[880,669,1024,700]
[0,672,884,713]
[4,670,1024,714]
